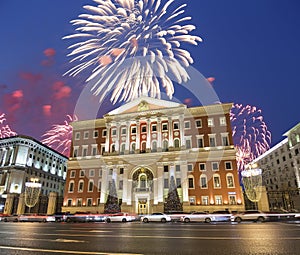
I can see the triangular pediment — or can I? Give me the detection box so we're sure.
[107,96,182,116]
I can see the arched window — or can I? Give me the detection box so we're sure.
[152,141,157,152]
[163,140,169,152]
[174,138,180,148]
[78,180,84,192]
[200,174,207,189]
[120,143,126,154]
[141,141,146,153]
[111,144,116,153]
[68,181,74,193]
[226,173,235,188]
[131,142,136,153]
[139,173,147,189]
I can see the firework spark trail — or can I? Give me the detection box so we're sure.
[230,104,271,171]
[0,113,17,138]
[64,0,202,104]
[41,115,78,157]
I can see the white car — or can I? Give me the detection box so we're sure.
[140,213,172,223]
[231,210,268,223]
[181,212,211,223]
[105,213,136,223]
[19,214,55,222]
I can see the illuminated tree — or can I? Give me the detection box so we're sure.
[164,176,182,212]
[104,179,121,213]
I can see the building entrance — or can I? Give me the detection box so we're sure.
[138,199,147,215]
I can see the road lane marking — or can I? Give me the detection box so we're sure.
[0,246,143,255]
[6,237,86,243]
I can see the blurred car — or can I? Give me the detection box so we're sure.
[265,209,295,221]
[105,213,136,223]
[1,214,19,222]
[206,210,232,223]
[140,213,172,223]
[19,214,55,222]
[231,210,268,223]
[181,212,211,223]
[165,211,190,222]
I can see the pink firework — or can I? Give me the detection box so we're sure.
[41,115,78,157]
[0,113,17,138]
[230,104,271,171]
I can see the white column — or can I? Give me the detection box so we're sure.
[168,117,174,147]
[127,179,132,205]
[115,122,120,152]
[153,178,158,204]
[157,117,162,151]
[146,118,151,150]
[136,120,140,151]
[122,167,128,203]
[105,124,111,153]
[179,115,185,147]
[125,121,130,153]
[100,168,108,203]
[181,164,189,202]
[157,165,164,202]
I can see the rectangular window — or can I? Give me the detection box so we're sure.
[213,176,221,188]
[215,195,222,205]
[225,161,232,170]
[184,121,190,129]
[188,178,194,188]
[75,132,80,140]
[93,130,98,138]
[212,162,219,171]
[176,178,181,188]
[173,122,179,130]
[187,164,193,172]
[78,182,84,192]
[119,180,123,190]
[189,197,195,205]
[197,138,204,148]
[227,175,235,188]
[89,169,95,177]
[209,136,216,147]
[162,123,168,131]
[102,129,107,137]
[88,180,94,192]
[208,118,214,127]
[87,198,93,207]
[70,171,76,178]
[121,127,126,135]
[186,139,191,149]
[152,125,157,132]
[141,125,147,133]
[219,117,227,126]
[80,170,85,177]
[73,148,78,157]
[200,177,207,188]
[164,165,169,172]
[195,119,202,128]
[175,165,181,172]
[222,135,229,146]
[84,131,89,139]
[67,199,72,207]
[201,196,209,205]
[98,181,101,192]
[111,128,117,136]
[99,169,102,177]
[131,127,137,134]
[77,198,82,207]
[92,147,97,156]
[229,195,236,205]
[164,178,169,188]
[83,148,88,157]
[68,182,74,192]
[120,168,124,174]
[199,163,206,171]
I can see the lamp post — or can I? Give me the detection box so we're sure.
[24,178,41,214]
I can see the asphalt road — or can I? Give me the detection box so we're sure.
[0,221,299,255]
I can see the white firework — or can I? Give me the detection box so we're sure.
[64,0,202,103]
[0,113,17,138]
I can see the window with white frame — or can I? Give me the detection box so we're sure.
[215,195,222,205]
[82,147,88,157]
[176,178,181,188]
[174,138,180,148]
[99,169,102,177]
[164,178,169,188]
[120,143,126,153]
[152,141,157,152]
[78,180,84,192]
[73,147,78,157]
[189,196,196,205]
[84,131,89,139]
[226,173,235,188]
[212,162,219,171]
[213,174,221,188]
[77,198,82,207]
[219,116,227,126]
[225,161,233,170]
[70,171,76,178]
[98,180,101,191]
[201,196,209,205]
[173,122,179,130]
[89,169,95,177]
[162,123,168,131]
[93,130,98,138]
[87,198,93,207]
[119,180,123,190]
[111,128,117,136]
[185,137,191,149]
[209,135,216,147]
[68,181,74,193]
[131,126,136,134]
[152,124,157,132]
[131,142,136,152]
[111,144,116,152]
[175,165,181,172]
[188,177,194,188]
[141,125,147,133]
[80,170,85,177]
[229,195,237,205]
[221,133,229,146]
[197,136,204,148]
[102,129,107,137]
[208,118,214,127]
[187,164,193,172]
[199,163,206,171]
[121,127,126,135]
[75,132,80,140]
[92,146,98,156]
[200,175,207,189]
[184,121,191,129]
[88,180,94,192]
[195,119,202,128]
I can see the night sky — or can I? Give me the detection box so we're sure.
[0,0,299,147]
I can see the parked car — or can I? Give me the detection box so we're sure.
[140,213,172,223]
[231,210,268,223]
[1,214,19,222]
[105,213,136,223]
[181,212,211,223]
[165,211,190,222]
[206,210,232,223]
[19,214,55,222]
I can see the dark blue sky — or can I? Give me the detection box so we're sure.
[0,0,299,146]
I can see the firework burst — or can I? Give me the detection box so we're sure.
[230,104,271,171]
[41,115,78,157]
[0,113,17,138]
[64,0,202,103]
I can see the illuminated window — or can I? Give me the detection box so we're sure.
[87,198,92,207]
[213,175,221,188]
[215,195,222,205]
[226,174,235,188]
[201,196,209,205]
[77,198,82,207]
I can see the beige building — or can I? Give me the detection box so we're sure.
[63,97,244,214]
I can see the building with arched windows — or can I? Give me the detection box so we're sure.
[62,97,244,213]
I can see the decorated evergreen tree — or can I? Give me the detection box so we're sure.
[164,176,183,212]
[104,179,121,213]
